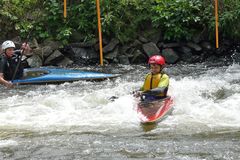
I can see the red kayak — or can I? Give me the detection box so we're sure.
[137,96,173,123]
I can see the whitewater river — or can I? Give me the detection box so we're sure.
[0,63,240,159]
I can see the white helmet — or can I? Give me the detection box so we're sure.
[1,40,16,50]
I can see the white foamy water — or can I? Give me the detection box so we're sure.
[0,140,18,148]
[0,80,141,133]
[0,64,240,135]
[163,63,240,134]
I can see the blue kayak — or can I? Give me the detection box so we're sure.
[12,67,120,85]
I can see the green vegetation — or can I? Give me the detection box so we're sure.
[152,0,202,40]
[1,0,240,44]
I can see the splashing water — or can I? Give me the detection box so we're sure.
[0,64,240,159]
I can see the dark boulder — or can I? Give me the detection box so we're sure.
[131,50,147,64]
[163,43,181,48]
[103,38,119,53]
[200,41,212,50]
[138,35,149,43]
[186,42,202,52]
[43,40,61,51]
[162,48,179,64]
[44,50,64,65]
[118,55,130,65]
[56,57,73,67]
[26,54,43,68]
[104,47,119,60]
[177,46,193,63]
[42,46,54,58]
[231,51,240,64]
[142,42,160,57]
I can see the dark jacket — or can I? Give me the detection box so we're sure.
[0,50,23,80]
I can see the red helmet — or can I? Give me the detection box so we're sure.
[148,55,165,65]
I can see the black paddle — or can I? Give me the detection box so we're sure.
[108,91,159,102]
[11,30,33,81]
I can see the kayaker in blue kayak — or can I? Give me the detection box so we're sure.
[0,40,31,88]
[135,55,169,101]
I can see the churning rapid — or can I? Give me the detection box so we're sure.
[0,63,240,159]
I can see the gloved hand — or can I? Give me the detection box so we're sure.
[133,91,143,98]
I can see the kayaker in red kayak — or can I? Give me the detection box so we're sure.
[135,55,169,101]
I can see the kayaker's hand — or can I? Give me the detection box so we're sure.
[5,81,14,89]
[21,43,29,50]
[134,91,143,98]
[21,43,32,55]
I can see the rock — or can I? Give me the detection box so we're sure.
[138,35,149,43]
[177,46,194,62]
[144,29,162,44]
[32,48,43,58]
[26,54,43,68]
[43,40,61,50]
[59,46,75,59]
[104,47,119,60]
[112,58,119,64]
[94,38,111,51]
[102,38,111,46]
[231,51,240,63]
[131,50,147,64]
[103,59,110,65]
[191,55,202,63]
[192,34,202,44]
[142,42,160,57]
[140,28,162,44]
[24,50,34,57]
[56,57,73,67]
[85,58,102,65]
[178,46,192,54]
[72,47,88,59]
[180,51,193,63]
[70,39,97,48]
[162,48,179,64]
[126,48,135,58]
[163,43,181,48]
[30,38,40,49]
[44,50,64,65]
[103,38,119,53]
[70,47,99,65]
[86,48,99,59]
[130,39,142,48]
[94,43,100,51]
[150,30,162,44]
[223,39,231,46]
[42,46,54,58]
[215,46,227,55]
[200,41,212,50]
[120,45,131,55]
[11,36,22,49]
[118,55,130,65]
[157,42,164,49]
[186,42,202,52]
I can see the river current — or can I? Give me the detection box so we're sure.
[0,63,240,159]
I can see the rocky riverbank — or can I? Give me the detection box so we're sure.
[3,35,240,68]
